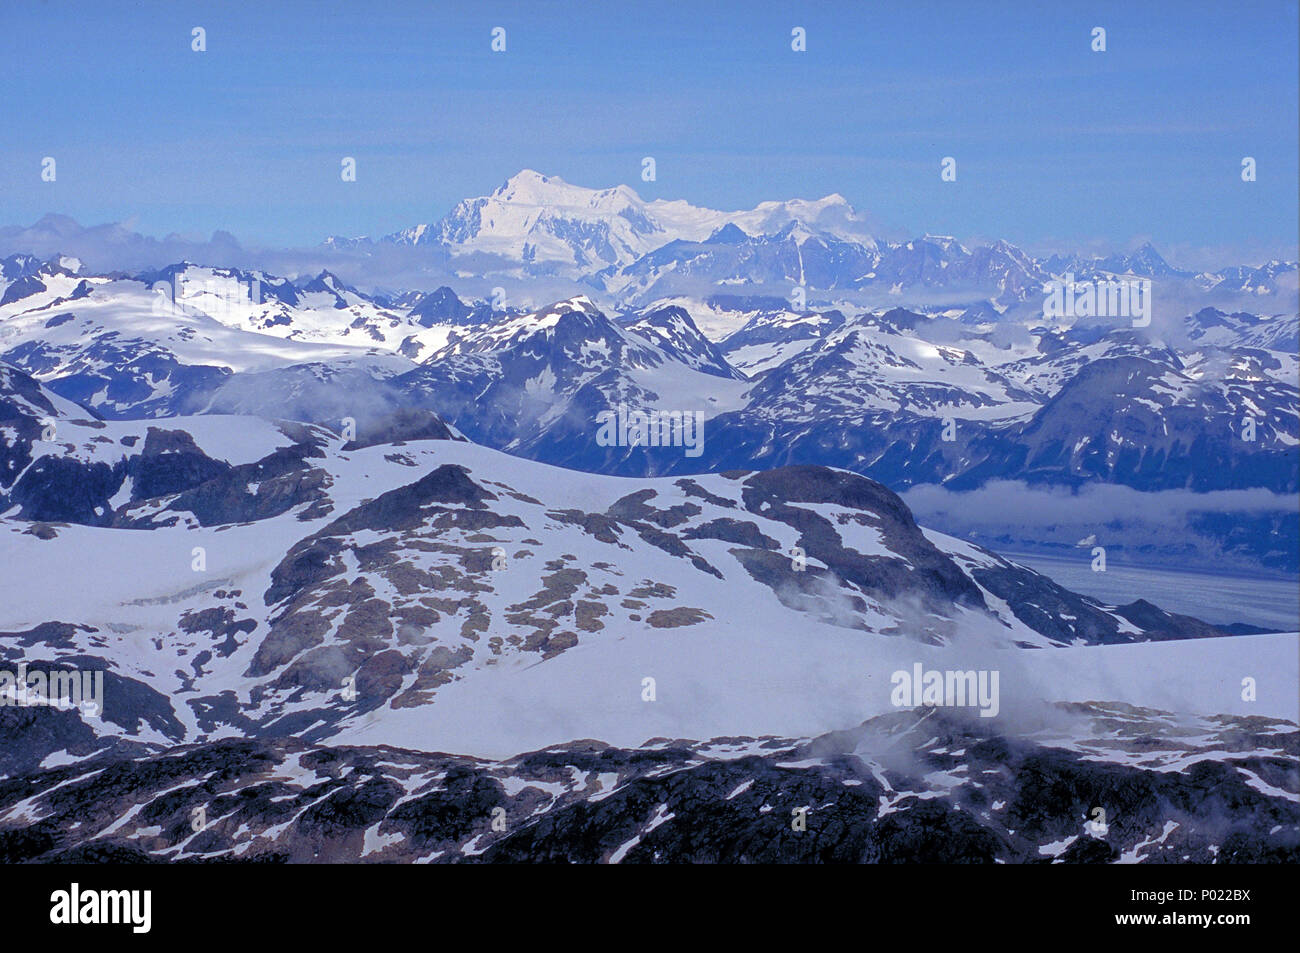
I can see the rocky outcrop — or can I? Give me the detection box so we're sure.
[1,704,1293,864]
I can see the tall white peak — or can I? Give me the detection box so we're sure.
[385,170,878,273]
[489,170,643,212]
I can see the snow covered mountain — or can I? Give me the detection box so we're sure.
[679,316,1300,495]
[7,182,1296,309]
[307,172,1300,311]
[0,362,1279,725]
[0,260,450,421]
[4,256,1294,507]
[388,296,747,473]
[365,172,1057,305]
[2,362,1295,861]
[371,170,880,279]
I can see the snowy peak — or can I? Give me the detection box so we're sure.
[493,168,566,200]
[707,223,751,245]
[378,171,880,277]
[432,295,624,357]
[626,305,746,380]
[729,192,877,249]
[1097,242,1186,278]
[297,269,357,298]
[314,174,1297,306]
[490,169,643,212]
[409,285,473,326]
[395,172,673,273]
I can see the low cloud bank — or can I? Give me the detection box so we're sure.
[903,481,1300,577]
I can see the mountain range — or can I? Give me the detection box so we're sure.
[2,360,1296,861]
[316,170,1300,310]
[4,171,1297,313]
[1,172,1296,864]
[2,252,1295,571]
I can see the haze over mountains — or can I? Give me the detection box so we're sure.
[3,170,1297,314]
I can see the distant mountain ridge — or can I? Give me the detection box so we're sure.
[310,170,1299,307]
[370,169,880,275]
[3,173,1296,312]
[2,258,1294,501]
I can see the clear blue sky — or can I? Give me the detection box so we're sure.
[1,0,1296,265]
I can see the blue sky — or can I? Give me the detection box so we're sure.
[1,0,1297,265]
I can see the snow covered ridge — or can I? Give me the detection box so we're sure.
[0,366,1289,769]
[1,366,1296,862]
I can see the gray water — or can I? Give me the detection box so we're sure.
[997,550,1300,632]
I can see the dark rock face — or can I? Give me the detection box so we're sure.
[0,704,1293,864]
[270,464,495,568]
[0,274,47,305]
[1112,600,1232,641]
[737,466,987,613]
[7,428,334,529]
[0,625,186,776]
[145,438,333,528]
[0,363,82,498]
[0,368,340,526]
[131,428,232,501]
[0,701,114,779]
[682,517,779,549]
[7,456,120,523]
[340,407,462,450]
[408,286,494,326]
[968,566,1131,645]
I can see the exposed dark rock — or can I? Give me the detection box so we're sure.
[0,704,1291,864]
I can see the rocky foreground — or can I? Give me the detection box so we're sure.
[2,702,1295,864]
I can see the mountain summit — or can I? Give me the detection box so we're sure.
[379,169,878,275]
